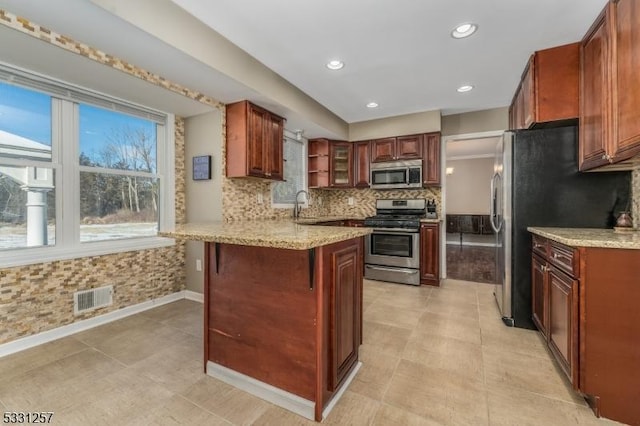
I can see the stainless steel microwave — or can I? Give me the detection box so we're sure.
[370,159,422,190]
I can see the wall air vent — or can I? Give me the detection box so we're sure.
[74,285,113,315]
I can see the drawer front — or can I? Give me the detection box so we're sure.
[532,235,548,257]
[549,242,579,278]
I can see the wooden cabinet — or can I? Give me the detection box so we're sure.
[419,223,440,286]
[226,100,285,180]
[327,242,361,390]
[530,237,579,385]
[422,132,441,186]
[580,0,640,171]
[371,134,422,163]
[352,141,370,188]
[531,254,548,336]
[509,43,580,130]
[308,139,351,188]
[530,233,640,425]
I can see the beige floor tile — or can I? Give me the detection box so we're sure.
[0,336,88,381]
[0,349,125,409]
[487,383,606,426]
[403,332,485,382]
[414,310,482,345]
[252,405,317,426]
[365,300,424,330]
[481,324,550,359]
[181,377,270,424]
[129,394,229,426]
[90,322,194,366]
[477,288,498,307]
[141,299,202,322]
[128,334,205,394]
[384,359,489,425]
[428,287,478,305]
[483,346,586,406]
[361,321,412,358]
[349,345,400,400]
[372,403,444,425]
[322,391,380,426]
[425,296,480,320]
[163,308,204,339]
[440,279,479,293]
[376,290,430,310]
[73,314,157,347]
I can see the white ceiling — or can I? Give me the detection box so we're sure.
[0,0,608,130]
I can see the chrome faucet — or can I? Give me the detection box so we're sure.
[293,190,309,219]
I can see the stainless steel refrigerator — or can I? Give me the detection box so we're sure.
[489,126,630,329]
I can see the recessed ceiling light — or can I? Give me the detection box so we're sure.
[326,60,344,70]
[366,102,379,108]
[457,85,474,93]
[451,23,478,39]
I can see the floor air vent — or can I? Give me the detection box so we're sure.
[74,285,113,314]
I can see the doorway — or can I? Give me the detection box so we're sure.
[442,133,501,284]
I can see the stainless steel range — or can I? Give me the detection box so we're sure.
[363,199,426,286]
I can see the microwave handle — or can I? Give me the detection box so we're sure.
[405,168,410,184]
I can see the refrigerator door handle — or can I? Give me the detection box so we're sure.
[490,173,503,233]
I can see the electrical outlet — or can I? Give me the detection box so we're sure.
[257,193,264,204]
[348,197,355,206]
[196,259,202,272]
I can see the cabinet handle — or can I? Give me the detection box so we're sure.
[552,253,559,259]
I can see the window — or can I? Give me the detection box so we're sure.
[0,65,175,267]
[271,131,307,207]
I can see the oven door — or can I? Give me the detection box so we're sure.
[365,228,420,269]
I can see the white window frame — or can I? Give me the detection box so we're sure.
[271,130,308,209]
[0,64,175,269]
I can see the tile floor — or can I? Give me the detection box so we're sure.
[0,279,623,425]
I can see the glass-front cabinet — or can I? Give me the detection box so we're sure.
[329,142,352,187]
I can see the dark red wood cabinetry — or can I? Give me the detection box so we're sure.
[509,43,580,130]
[226,100,284,180]
[422,133,441,187]
[530,233,640,425]
[371,134,422,163]
[352,141,370,188]
[308,139,352,188]
[419,223,440,286]
[579,0,640,171]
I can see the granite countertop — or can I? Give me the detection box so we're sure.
[420,218,442,223]
[293,216,366,224]
[160,220,372,250]
[528,227,640,250]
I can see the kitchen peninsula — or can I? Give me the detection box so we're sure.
[161,220,372,422]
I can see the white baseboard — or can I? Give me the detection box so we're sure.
[322,361,362,419]
[207,361,316,420]
[184,290,204,303]
[0,290,200,358]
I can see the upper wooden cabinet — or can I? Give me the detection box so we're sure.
[579,0,640,171]
[371,134,422,163]
[226,100,285,180]
[509,43,580,130]
[352,141,370,188]
[422,132,441,187]
[308,139,352,188]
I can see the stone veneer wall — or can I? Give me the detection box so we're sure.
[0,11,225,345]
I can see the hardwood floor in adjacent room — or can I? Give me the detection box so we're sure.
[446,243,497,284]
[0,280,622,425]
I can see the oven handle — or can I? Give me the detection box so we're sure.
[365,265,419,274]
[370,228,419,234]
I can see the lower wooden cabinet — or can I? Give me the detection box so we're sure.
[530,233,640,425]
[419,223,440,286]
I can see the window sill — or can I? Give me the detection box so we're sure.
[0,237,176,269]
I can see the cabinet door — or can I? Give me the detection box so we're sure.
[548,267,578,383]
[247,104,267,177]
[419,223,440,285]
[329,244,360,390]
[352,141,370,188]
[370,138,396,162]
[531,255,548,338]
[521,57,536,129]
[265,113,284,180]
[579,9,611,171]
[422,133,441,186]
[611,0,640,161]
[329,142,352,187]
[396,135,422,160]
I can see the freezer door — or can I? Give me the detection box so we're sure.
[493,132,513,323]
